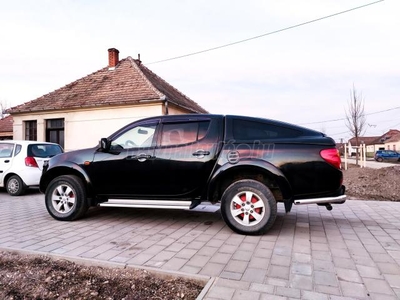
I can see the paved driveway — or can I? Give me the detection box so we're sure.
[1,190,400,299]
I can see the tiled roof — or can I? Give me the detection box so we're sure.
[348,136,380,146]
[348,129,400,145]
[0,115,13,133]
[8,57,208,114]
[384,133,400,143]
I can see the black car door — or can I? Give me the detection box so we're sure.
[89,120,159,196]
[151,117,221,198]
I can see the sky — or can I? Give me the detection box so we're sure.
[0,0,399,142]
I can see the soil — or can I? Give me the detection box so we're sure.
[2,165,399,299]
[343,164,400,201]
[0,251,204,300]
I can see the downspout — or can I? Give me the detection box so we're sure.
[161,95,169,115]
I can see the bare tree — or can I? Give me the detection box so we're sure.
[1,99,10,119]
[345,85,366,164]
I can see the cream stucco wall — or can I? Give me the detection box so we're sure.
[12,104,164,151]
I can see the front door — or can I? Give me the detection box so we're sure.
[88,121,158,197]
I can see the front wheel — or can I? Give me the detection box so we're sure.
[220,179,277,235]
[45,175,88,221]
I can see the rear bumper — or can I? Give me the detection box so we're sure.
[294,186,346,205]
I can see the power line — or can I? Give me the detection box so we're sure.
[146,0,384,65]
[300,106,400,125]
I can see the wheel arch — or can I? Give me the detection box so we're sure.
[40,164,94,200]
[206,160,293,211]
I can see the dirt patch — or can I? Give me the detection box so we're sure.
[0,251,204,300]
[343,164,400,201]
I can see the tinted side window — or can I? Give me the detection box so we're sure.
[233,119,302,140]
[161,121,210,146]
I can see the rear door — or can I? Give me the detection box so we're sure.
[0,142,15,185]
[151,116,221,197]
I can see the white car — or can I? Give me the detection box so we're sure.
[0,140,63,196]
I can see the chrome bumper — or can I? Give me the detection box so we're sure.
[294,194,346,205]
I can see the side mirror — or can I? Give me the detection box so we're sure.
[100,138,110,152]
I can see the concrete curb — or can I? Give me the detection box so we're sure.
[0,246,214,299]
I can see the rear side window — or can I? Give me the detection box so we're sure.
[28,144,63,158]
[233,119,302,140]
[161,121,210,146]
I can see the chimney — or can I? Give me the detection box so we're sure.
[108,48,119,70]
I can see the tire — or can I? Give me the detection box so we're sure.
[45,175,88,221]
[220,179,277,235]
[6,175,26,196]
[377,157,383,162]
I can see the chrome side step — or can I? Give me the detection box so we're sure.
[294,195,346,205]
[99,199,192,210]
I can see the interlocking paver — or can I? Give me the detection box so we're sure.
[1,193,400,299]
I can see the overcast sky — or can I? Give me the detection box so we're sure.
[0,0,399,142]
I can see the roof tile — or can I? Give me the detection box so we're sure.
[9,57,208,114]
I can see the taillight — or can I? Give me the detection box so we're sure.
[320,148,341,169]
[25,157,39,168]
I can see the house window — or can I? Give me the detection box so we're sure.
[25,121,37,140]
[46,119,64,149]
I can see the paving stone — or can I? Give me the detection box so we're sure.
[215,278,250,290]
[242,267,267,283]
[200,262,225,277]
[275,286,301,298]
[186,254,210,268]
[249,283,274,294]
[290,274,313,290]
[232,289,261,300]
[175,248,197,259]
[356,264,383,279]
[271,254,291,267]
[207,286,235,300]
[268,265,290,280]
[161,257,188,271]
[339,280,368,298]
[335,267,362,283]
[219,271,242,280]
[300,290,329,300]
[377,262,400,274]
[225,260,248,273]
[313,271,338,287]
[363,278,395,295]
[313,259,335,272]
[259,295,286,300]
[291,262,312,275]
[384,274,400,289]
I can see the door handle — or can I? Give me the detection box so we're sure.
[192,150,210,158]
[127,153,152,162]
[4,160,10,163]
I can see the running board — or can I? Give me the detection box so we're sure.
[294,195,346,205]
[99,199,192,210]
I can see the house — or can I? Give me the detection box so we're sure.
[384,133,400,152]
[0,115,13,140]
[347,129,400,157]
[8,48,208,151]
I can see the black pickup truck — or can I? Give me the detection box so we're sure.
[40,114,346,235]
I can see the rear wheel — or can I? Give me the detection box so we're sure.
[6,175,26,196]
[220,179,277,235]
[376,157,383,162]
[45,175,88,221]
